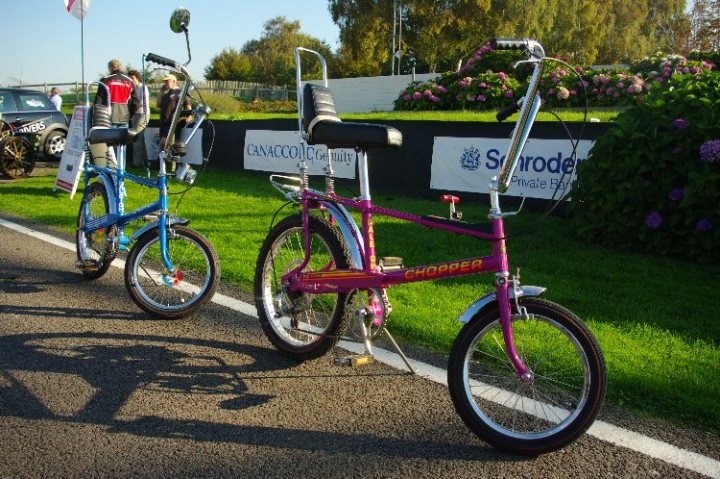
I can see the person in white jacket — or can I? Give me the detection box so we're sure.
[49,87,62,111]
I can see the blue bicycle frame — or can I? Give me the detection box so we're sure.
[79,141,183,272]
[80,61,208,272]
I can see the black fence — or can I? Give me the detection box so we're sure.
[200,119,610,203]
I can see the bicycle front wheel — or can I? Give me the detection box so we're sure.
[254,214,350,360]
[448,297,606,455]
[76,181,117,280]
[124,225,219,319]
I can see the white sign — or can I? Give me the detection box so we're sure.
[54,106,90,197]
[430,137,594,199]
[244,130,357,179]
[144,127,203,165]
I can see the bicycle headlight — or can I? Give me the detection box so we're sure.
[175,162,197,185]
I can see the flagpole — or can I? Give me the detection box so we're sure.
[81,6,87,107]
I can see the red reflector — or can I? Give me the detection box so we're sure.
[440,195,459,204]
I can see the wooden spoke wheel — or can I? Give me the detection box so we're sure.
[0,136,36,179]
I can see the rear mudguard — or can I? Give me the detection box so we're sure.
[87,171,118,214]
[318,200,365,269]
[458,285,547,323]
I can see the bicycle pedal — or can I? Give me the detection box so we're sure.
[334,354,375,367]
[75,260,99,271]
[378,256,403,272]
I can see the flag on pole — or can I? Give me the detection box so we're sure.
[64,0,91,20]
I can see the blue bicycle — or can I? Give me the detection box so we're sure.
[75,8,219,319]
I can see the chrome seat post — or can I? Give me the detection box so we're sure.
[357,149,371,201]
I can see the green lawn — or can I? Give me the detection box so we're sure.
[61,101,621,123]
[1,166,718,434]
[215,109,620,123]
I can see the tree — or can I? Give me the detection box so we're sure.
[645,0,691,53]
[403,0,492,73]
[204,48,254,81]
[329,0,694,76]
[204,17,332,85]
[689,0,720,50]
[330,0,394,76]
[330,0,495,76]
[593,0,689,63]
[541,0,607,64]
[241,17,333,86]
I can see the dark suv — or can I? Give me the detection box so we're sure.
[0,88,69,160]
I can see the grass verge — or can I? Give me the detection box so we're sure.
[60,105,621,123]
[1,166,718,433]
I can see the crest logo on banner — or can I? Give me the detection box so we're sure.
[459,146,482,171]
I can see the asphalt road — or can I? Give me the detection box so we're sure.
[0,216,718,479]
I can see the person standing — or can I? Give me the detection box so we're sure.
[156,73,190,170]
[127,69,150,166]
[49,87,62,111]
[90,59,138,168]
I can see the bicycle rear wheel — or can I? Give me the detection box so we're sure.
[254,214,350,360]
[448,297,606,455]
[76,181,118,280]
[124,225,220,319]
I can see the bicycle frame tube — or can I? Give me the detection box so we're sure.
[288,189,528,376]
[81,143,176,273]
[283,189,506,291]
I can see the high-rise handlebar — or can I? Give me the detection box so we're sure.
[145,53,178,68]
[491,38,546,194]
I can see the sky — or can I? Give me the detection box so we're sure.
[1,0,340,88]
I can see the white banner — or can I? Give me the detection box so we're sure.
[431,137,593,199]
[144,127,203,165]
[54,106,90,198]
[244,130,356,179]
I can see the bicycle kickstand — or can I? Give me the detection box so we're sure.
[382,328,417,375]
[335,305,416,374]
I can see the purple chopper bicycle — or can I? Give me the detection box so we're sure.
[254,39,606,455]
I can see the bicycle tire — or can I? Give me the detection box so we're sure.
[447,297,606,455]
[254,213,350,360]
[0,136,35,179]
[124,225,220,319]
[75,181,118,280]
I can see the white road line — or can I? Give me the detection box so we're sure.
[1,217,718,479]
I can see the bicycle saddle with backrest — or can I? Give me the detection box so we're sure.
[303,83,402,150]
[87,126,139,146]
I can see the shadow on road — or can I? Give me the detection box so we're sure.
[0,331,506,461]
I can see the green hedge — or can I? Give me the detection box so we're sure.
[200,92,296,115]
[570,71,720,262]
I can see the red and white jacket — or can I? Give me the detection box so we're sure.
[94,72,139,125]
